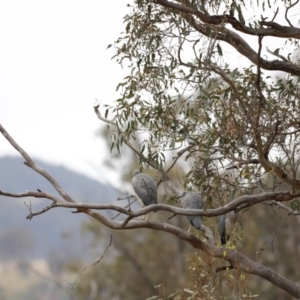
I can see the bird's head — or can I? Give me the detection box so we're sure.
[132,170,141,177]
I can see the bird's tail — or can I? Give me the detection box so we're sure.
[221,233,227,245]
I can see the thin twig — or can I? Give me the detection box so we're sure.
[285,0,299,27]
[25,202,56,220]
[69,234,113,290]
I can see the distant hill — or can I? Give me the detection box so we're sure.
[0,156,121,261]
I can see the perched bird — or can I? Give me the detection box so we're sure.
[132,170,157,218]
[217,211,238,245]
[180,191,204,232]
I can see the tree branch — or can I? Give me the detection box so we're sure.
[154,0,300,75]
[0,124,75,203]
[0,189,63,203]
[154,0,300,39]
[284,0,299,27]
[84,209,300,299]
[25,191,298,219]
[266,200,300,216]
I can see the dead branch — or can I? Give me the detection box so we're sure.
[49,191,299,218]
[69,234,112,289]
[0,124,74,203]
[0,189,62,203]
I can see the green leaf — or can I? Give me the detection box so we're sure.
[110,142,114,153]
[217,44,223,56]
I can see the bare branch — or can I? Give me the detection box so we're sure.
[266,200,300,216]
[0,123,74,203]
[69,234,112,289]
[49,191,300,218]
[83,209,300,299]
[24,202,56,220]
[271,7,279,22]
[0,189,62,203]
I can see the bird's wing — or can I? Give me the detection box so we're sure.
[185,193,203,230]
[132,174,157,206]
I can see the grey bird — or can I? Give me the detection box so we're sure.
[217,211,238,245]
[132,170,157,218]
[180,191,204,232]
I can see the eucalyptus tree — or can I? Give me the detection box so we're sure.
[1,0,300,299]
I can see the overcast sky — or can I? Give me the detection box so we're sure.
[0,0,131,186]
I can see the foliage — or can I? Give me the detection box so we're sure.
[95,0,300,299]
[104,0,300,208]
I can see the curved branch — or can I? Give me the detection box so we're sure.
[284,0,299,27]
[0,124,75,203]
[266,200,300,216]
[155,0,300,39]
[154,0,300,75]
[42,191,299,218]
[83,208,300,299]
[0,190,63,203]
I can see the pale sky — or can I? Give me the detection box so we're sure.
[0,0,130,186]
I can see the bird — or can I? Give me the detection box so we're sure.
[132,170,157,219]
[180,191,204,232]
[217,211,238,245]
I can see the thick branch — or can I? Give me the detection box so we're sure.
[154,0,300,39]
[154,0,300,75]
[84,209,300,299]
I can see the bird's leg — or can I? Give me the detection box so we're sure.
[187,224,192,234]
[144,214,149,221]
